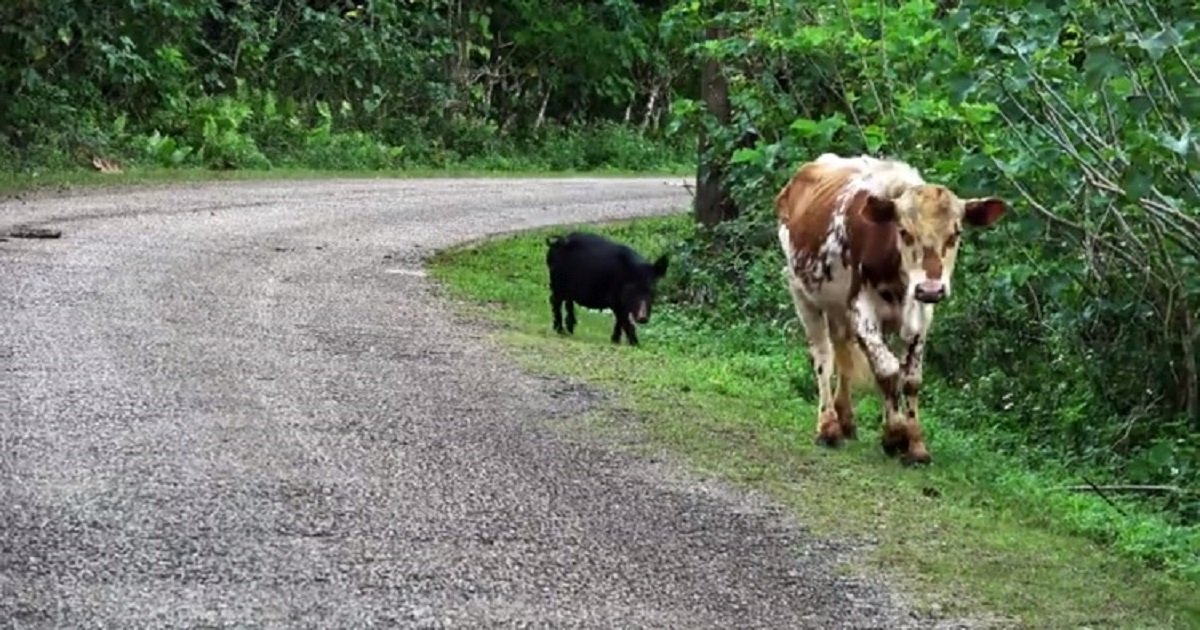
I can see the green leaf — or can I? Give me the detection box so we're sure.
[982,26,1004,48]
[730,148,760,165]
[1082,46,1123,87]
[1127,95,1154,118]
[947,73,977,104]
[862,125,887,154]
[1158,129,1192,157]
[948,7,971,31]
[1107,76,1133,98]
[1137,27,1182,61]
[1147,441,1174,469]
[1122,166,1153,200]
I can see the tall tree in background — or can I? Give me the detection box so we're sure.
[693,22,738,227]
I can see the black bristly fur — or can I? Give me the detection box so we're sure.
[545,232,669,346]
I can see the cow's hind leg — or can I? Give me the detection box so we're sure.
[788,281,840,446]
[829,314,858,440]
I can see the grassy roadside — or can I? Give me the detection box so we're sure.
[426,213,1200,629]
[0,164,692,199]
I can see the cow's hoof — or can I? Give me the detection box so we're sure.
[834,401,856,440]
[880,422,912,458]
[816,410,842,448]
[901,451,932,467]
[814,434,843,448]
[880,435,908,458]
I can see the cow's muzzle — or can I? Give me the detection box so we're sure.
[914,280,946,304]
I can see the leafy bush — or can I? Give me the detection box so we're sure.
[0,0,687,174]
[664,0,1200,526]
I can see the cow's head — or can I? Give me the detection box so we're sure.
[622,254,669,324]
[863,185,1007,304]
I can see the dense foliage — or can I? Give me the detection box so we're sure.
[665,0,1200,532]
[3,0,1196,566]
[0,0,690,172]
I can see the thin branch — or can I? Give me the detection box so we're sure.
[1080,476,1129,516]
[1057,484,1184,494]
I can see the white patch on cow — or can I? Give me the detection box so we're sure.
[853,293,900,378]
[777,223,795,269]
[903,303,933,347]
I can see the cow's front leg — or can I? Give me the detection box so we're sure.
[899,333,931,464]
[851,300,912,460]
[788,280,840,446]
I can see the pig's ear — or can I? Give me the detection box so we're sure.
[652,254,669,278]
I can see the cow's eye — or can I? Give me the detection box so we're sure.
[898,228,915,246]
[945,232,959,248]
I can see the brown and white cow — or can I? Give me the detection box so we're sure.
[775,153,1007,464]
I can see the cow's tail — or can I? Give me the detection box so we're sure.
[833,335,876,390]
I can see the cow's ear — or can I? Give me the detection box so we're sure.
[652,254,669,278]
[863,195,897,224]
[963,197,1008,227]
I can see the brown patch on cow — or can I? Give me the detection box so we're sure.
[833,387,856,440]
[775,161,857,256]
[880,422,910,458]
[963,197,1008,227]
[845,192,903,291]
[903,426,932,465]
[901,337,922,373]
[876,373,900,410]
[881,419,930,464]
[922,246,944,280]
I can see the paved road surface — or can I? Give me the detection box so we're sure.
[2,178,933,628]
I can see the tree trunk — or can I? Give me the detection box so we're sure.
[534,88,550,130]
[639,85,659,132]
[694,26,738,227]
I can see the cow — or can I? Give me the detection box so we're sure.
[545,231,669,347]
[774,153,1008,465]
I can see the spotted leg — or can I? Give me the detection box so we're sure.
[788,278,841,446]
[899,333,931,464]
[851,296,912,461]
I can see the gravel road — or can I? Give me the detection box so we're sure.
[1,177,936,628]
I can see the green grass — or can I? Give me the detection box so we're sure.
[0,164,691,198]
[427,213,1200,630]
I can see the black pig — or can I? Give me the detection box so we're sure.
[545,232,669,346]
